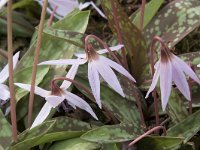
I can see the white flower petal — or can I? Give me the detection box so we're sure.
[94,58,125,97]
[74,53,87,59]
[145,61,161,99]
[87,1,107,19]
[31,102,52,129]
[14,83,50,98]
[88,62,101,108]
[0,52,20,83]
[60,61,80,90]
[49,0,79,17]
[197,64,200,67]
[160,61,172,111]
[45,95,64,108]
[63,91,98,120]
[38,59,86,66]
[79,2,90,10]
[101,56,136,82]
[0,0,8,9]
[97,44,124,55]
[172,60,191,100]
[173,55,200,84]
[0,84,10,100]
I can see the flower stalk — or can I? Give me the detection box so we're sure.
[84,34,122,65]
[127,126,166,148]
[28,0,48,127]
[7,0,17,141]
[110,0,128,69]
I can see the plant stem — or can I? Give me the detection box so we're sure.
[28,0,48,127]
[139,0,146,31]
[188,64,193,115]
[110,0,128,69]
[128,126,166,148]
[48,6,58,27]
[7,0,17,141]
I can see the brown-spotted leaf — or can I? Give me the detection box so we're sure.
[0,110,12,149]
[101,0,147,83]
[144,0,200,48]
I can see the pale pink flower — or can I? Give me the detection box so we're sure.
[38,44,136,108]
[0,0,8,9]
[15,63,97,128]
[37,0,107,19]
[0,52,20,101]
[146,49,200,111]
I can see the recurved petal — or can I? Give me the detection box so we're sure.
[100,56,136,82]
[79,2,90,10]
[88,62,101,108]
[63,91,98,120]
[38,59,86,66]
[60,61,80,90]
[97,44,124,55]
[0,84,10,101]
[45,95,64,108]
[31,102,52,129]
[49,0,79,17]
[14,83,51,97]
[160,61,172,111]
[0,0,8,9]
[145,61,161,99]
[172,60,191,100]
[173,55,200,84]
[94,58,125,97]
[87,1,107,19]
[0,51,20,83]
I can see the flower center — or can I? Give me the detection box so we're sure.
[51,84,63,96]
[160,47,172,63]
[85,44,99,61]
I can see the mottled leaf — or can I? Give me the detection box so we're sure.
[166,89,189,124]
[101,0,147,83]
[14,10,90,101]
[131,0,164,29]
[137,136,184,150]
[0,110,12,149]
[49,138,100,150]
[10,117,92,150]
[0,10,34,37]
[167,109,200,143]
[144,0,200,48]
[81,123,141,143]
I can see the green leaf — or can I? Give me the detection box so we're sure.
[167,109,200,143]
[166,89,189,124]
[10,117,92,150]
[81,123,141,143]
[49,138,100,150]
[14,10,90,101]
[144,0,200,47]
[101,0,147,83]
[0,10,34,37]
[137,136,184,150]
[0,110,12,149]
[131,0,164,29]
